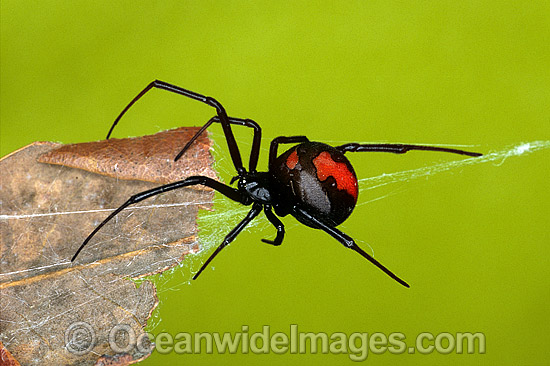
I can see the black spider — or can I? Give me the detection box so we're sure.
[71,80,482,287]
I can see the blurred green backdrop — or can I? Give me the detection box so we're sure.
[1,1,549,365]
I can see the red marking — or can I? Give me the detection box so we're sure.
[286,150,299,169]
[313,151,358,199]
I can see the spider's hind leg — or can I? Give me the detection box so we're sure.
[336,143,481,157]
[292,207,410,288]
[268,136,310,169]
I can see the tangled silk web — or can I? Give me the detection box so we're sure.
[1,140,547,275]
[1,139,548,331]
[356,140,549,206]
[155,139,550,283]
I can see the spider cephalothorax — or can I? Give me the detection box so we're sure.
[72,80,482,288]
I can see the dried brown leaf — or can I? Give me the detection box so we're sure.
[0,341,21,366]
[37,127,214,184]
[0,128,216,365]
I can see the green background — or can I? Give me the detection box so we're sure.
[1,1,549,365]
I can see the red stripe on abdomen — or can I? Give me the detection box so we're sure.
[286,150,299,169]
[313,151,358,199]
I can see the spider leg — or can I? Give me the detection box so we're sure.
[193,203,263,279]
[336,143,482,157]
[72,176,245,262]
[293,207,410,288]
[269,136,310,169]
[174,116,262,173]
[261,205,285,246]
[106,80,246,175]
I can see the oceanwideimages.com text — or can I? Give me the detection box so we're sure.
[66,322,485,361]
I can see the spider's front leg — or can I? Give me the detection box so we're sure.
[72,176,244,262]
[174,116,262,173]
[106,80,247,175]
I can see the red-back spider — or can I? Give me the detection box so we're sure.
[71,80,482,287]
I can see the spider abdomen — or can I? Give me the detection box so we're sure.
[271,142,358,228]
